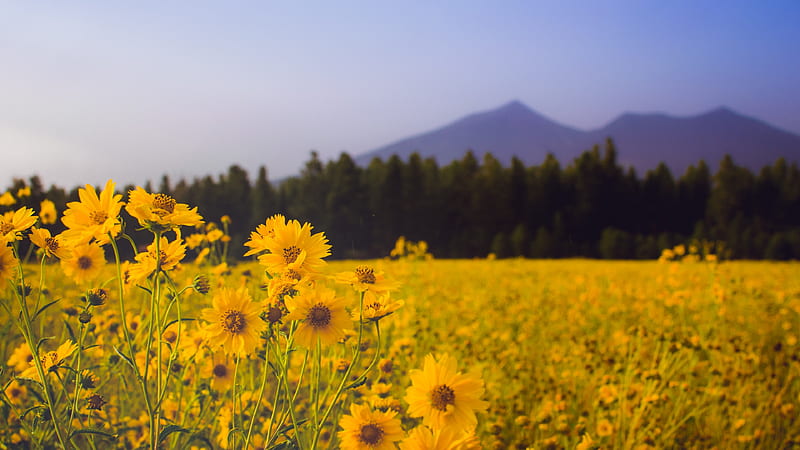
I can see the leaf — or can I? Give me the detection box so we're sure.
[36,336,55,352]
[21,404,46,419]
[162,317,195,333]
[345,376,367,390]
[159,424,191,443]
[113,346,137,372]
[64,320,76,343]
[69,429,118,441]
[32,298,61,321]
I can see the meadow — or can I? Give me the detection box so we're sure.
[1,182,799,449]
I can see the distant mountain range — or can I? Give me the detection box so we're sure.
[354,100,800,174]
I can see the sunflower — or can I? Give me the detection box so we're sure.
[39,199,58,225]
[357,291,404,323]
[60,180,123,245]
[7,343,34,373]
[201,286,265,356]
[334,265,400,294]
[399,425,481,450]
[126,187,203,231]
[0,207,38,244]
[243,214,287,257]
[284,286,352,349]
[338,403,403,450]
[0,245,19,283]
[253,219,330,278]
[29,227,72,260]
[61,242,106,284]
[0,191,14,206]
[127,236,186,283]
[203,350,235,391]
[405,354,488,432]
[19,340,78,381]
[4,379,28,406]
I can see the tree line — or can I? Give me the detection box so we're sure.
[7,138,800,260]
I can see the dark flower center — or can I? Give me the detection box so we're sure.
[307,304,332,328]
[221,310,246,334]
[354,265,376,284]
[431,384,456,411]
[153,193,176,214]
[78,256,93,270]
[213,364,228,378]
[89,210,108,225]
[358,423,384,445]
[283,246,301,264]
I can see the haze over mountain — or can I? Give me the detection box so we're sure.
[355,101,800,174]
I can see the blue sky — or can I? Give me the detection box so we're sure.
[2,1,799,188]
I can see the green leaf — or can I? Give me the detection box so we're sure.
[69,429,118,440]
[159,424,191,443]
[113,346,137,371]
[64,320,76,343]
[33,298,61,321]
[345,376,367,390]
[21,404,46,419]
[36,336,54,352]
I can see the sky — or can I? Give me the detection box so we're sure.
[2,1,799,189]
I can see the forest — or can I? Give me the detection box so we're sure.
[6,138,800,260]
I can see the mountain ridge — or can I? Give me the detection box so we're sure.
[354,101,800,174]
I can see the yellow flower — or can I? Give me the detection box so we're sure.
[61,242,105,284]
[399,425,480,450]
[4,379,28,406]
[203,350,235,391]
[334,265,400,294]
[284,286,352,349]
[126,187,203,231]
[0,207,38,244]
[596,418,614,437]
[338,403,403,450]
[357,291,404,322]
[7,343,33,373]
[251,218,330,278]
[0,245,19,283]
[127,237,186,283]
[206,228,224,242]
[576,433,596,450]
[29,227,72,260]
[0,191,15,206]
[16,186,31,198]
[243,214,287,257]
[201,286,264,356]
[405,354,488,432]
[39,199,58,224]
[61,180,123,245]
[185,233,206,249]
[19,341,78,381]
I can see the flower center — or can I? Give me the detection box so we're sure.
[267,305,283,324]
[213,364,228,378]
[89,210,108,225]
[78,256,93,270]
[0,222,13,235]
[221,310,246,334]
[42,351,61,371]
[283,246,301,264]
[307,303,332,328]
[86,393,106,410]
[354,265,376,284]
[153,193,176,214]
[431,384,456,411]
[44,237,60,253]
[358,423,384,446]
[285,269,302,281]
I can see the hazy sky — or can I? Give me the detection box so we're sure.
[2,1,799,189]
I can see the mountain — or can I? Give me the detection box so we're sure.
[355,101,800,174]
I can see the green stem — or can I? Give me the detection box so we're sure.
[244,341,271,449]
[11,244,69,449]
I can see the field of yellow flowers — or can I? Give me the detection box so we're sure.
[1,181,799,449]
